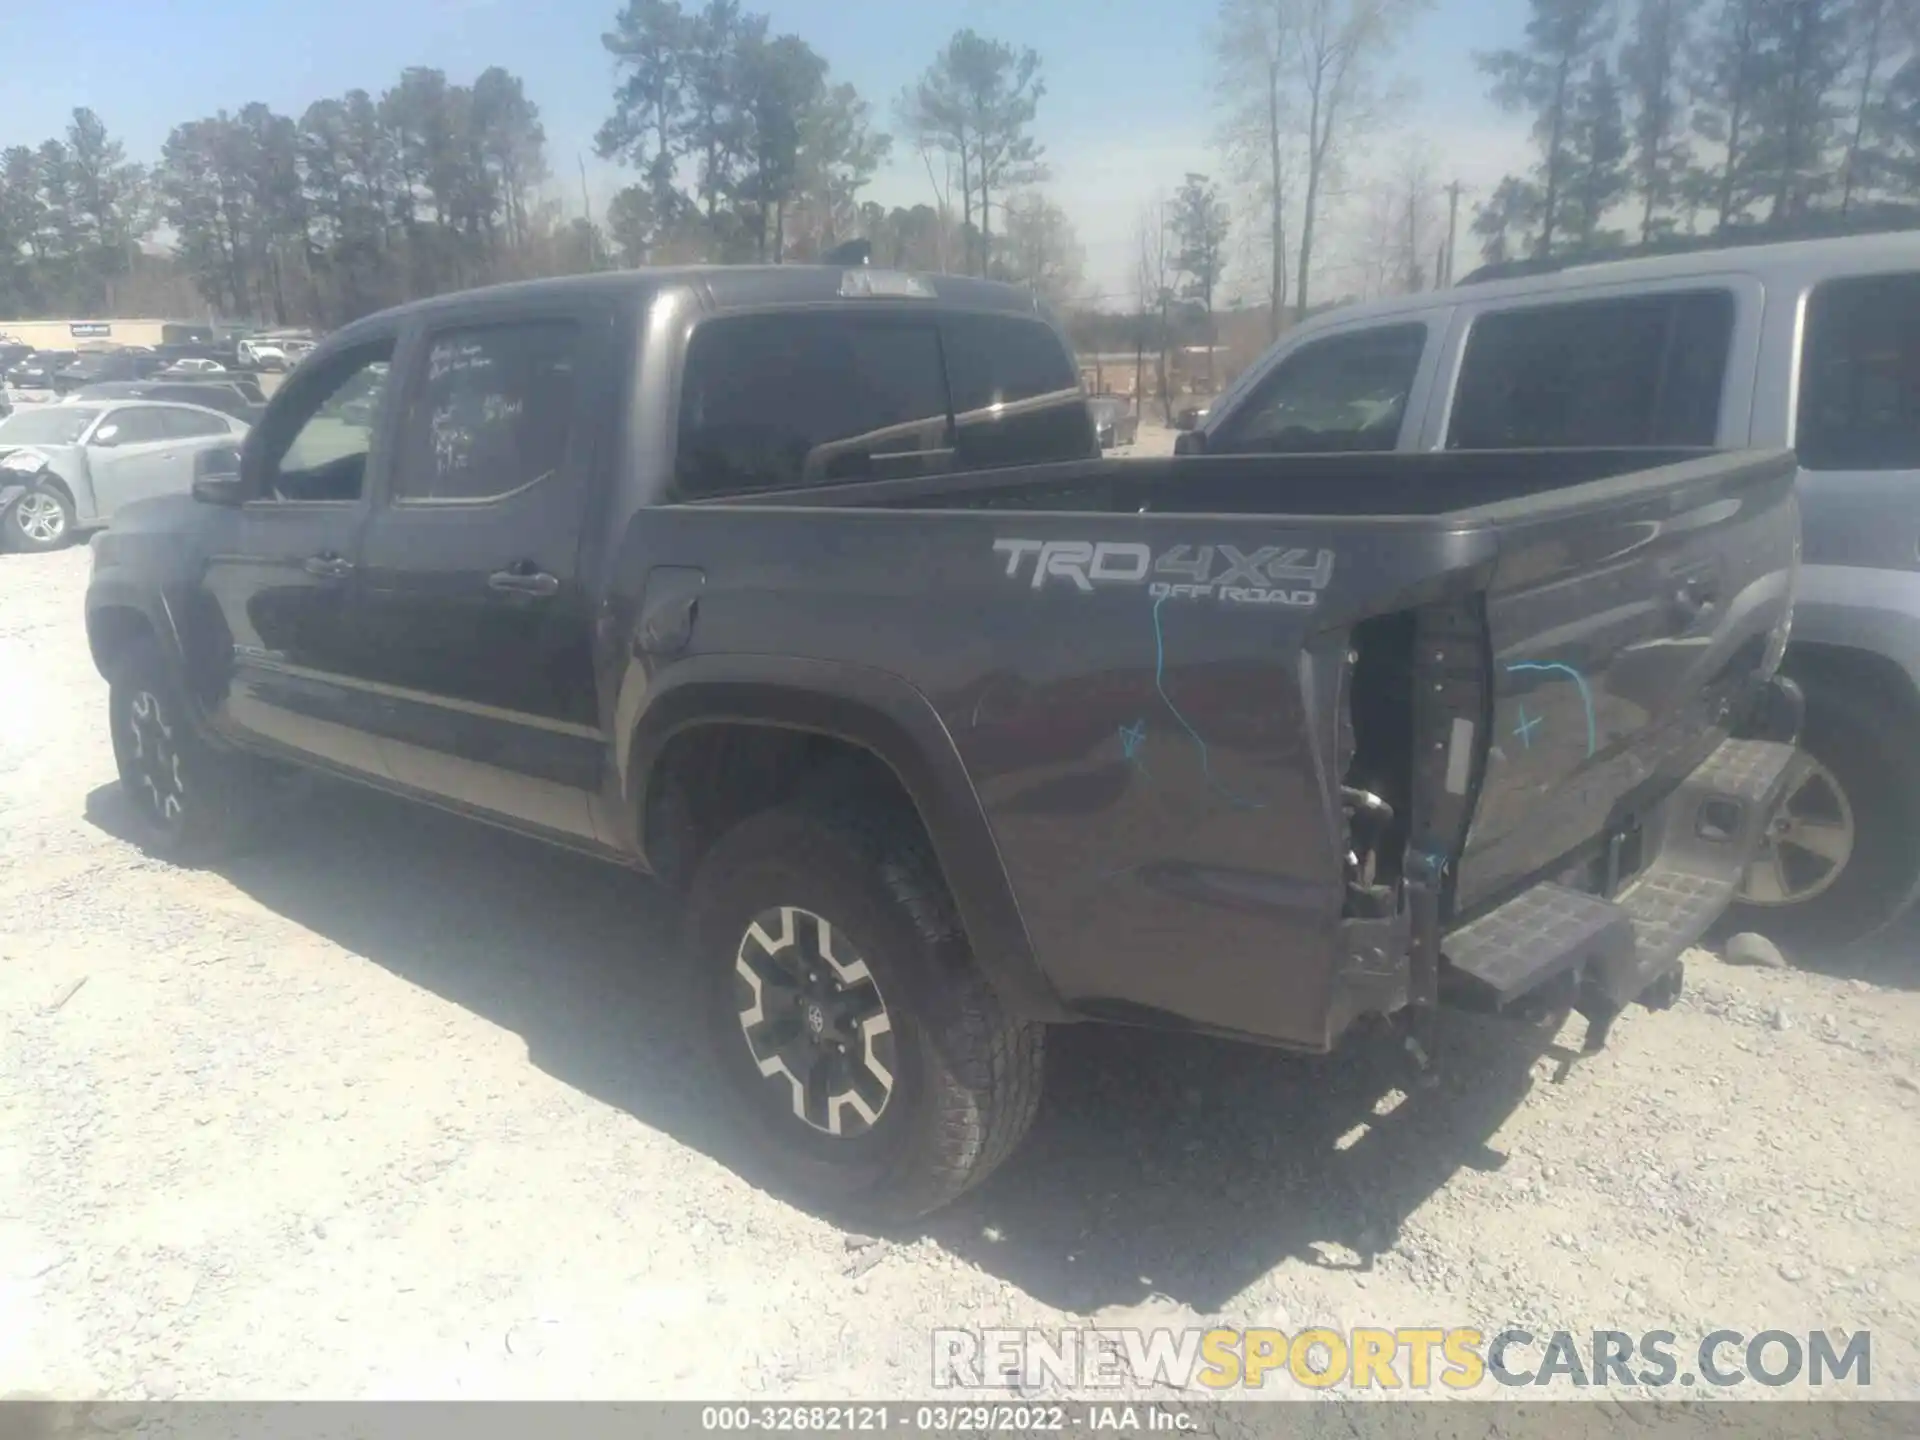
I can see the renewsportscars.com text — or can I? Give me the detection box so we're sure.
[931,1327,1872,1392]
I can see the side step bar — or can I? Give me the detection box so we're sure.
[1443,737,1799,1014]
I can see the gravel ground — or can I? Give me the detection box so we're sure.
[4,542,1920,1403]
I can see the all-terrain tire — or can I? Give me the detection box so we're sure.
[1728,681,1920,951]
[685,796,1044,1221]
[107,642,262,864]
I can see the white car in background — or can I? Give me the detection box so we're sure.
[0,400,249,554]
[236,339,288,372]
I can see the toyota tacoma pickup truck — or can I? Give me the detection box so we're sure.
[85,265,1803,1218]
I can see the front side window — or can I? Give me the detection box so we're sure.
[1798,272,1920,471]
[676,313,951,498]
[266,340,395,502]
[1449,290,1733,449]
[91,407,171,447]
[393,322,580,503]
[1210,324,1427,454]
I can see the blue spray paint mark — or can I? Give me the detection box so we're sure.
[1512,703,1542,749]
[1505,661,1597,757]
[1152,592,1265,809]
[1118,719,1151,775]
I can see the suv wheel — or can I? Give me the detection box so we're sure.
[108,645,258,862]
[686,801,1044,1220]
[1729,683,1920,951]
[5,483,74,553]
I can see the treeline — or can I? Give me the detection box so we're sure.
[1474,0,1920,265]
[0,2,1090,328]
[0,69,576,329]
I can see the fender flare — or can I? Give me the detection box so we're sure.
[622,652,1070,1024]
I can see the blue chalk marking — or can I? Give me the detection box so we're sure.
[1119,719,1151,775]
[1505,661,1597,758]
[1152,593,1264,809]
[1512,703,1542,749]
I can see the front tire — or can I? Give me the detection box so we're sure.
[686,800,1044,1220]
[5,482,74,553]
[108,644,259,863]
[1729,682,1920,951]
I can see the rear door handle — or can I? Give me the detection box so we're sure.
[488,568,560,597]
[304,553,354,579]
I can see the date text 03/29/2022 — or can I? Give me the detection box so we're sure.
[700,1405,1193,1433]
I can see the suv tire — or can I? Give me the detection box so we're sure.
[685,799,1043,1220]
[108,643,259,863]
[1729,682,1920,951]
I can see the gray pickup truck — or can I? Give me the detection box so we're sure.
[85,265,1802,1217]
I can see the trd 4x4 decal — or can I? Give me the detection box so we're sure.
[992,538,1336,608]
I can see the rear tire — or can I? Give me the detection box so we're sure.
[1728,682,1920,951]
[5,482,74,553]
[685,797,1044,1221]
[108,643,260,863]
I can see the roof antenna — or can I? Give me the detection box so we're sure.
[824,238,871,267]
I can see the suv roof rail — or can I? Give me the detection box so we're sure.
[1456,212,1920,286]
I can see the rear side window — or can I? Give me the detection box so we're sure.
[1798,272,1920,471]
[395,321,580,503]
[1209,324,1426,453]
[159,407,229,438]
[676,314,951,497]
[941,313,1093,467]
[1449,290,1733,449]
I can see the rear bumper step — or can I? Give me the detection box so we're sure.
[1443,736,1799,1012]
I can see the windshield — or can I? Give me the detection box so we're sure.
[0,407,100,445]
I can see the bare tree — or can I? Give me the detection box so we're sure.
[1287,0,1426,320]
[1136,202,1176,425]
[1214,0,1294,338]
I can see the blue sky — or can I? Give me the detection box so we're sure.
[1,0,1537,300]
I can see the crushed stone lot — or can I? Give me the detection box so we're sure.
[3,543,1920,1403]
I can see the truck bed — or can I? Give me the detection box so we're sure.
[637,446,1799,1049]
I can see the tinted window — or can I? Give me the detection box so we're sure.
[1211,324,1426,453]
[159,407,230,439]
[1449,290,1732,449]
[941,312,1093,466]
[676,314,951,497]
[268,341,395,502]
[1798,272,1920,471]
[93,407,171,446]
[395,322,579,503]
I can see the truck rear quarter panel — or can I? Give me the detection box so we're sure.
[625,505,1492,1050]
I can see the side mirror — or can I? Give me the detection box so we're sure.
[1174,430,1206,457]
[191,445,248,505]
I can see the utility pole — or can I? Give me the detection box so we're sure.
[1443,180,1464,286]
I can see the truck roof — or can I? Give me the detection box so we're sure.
[344,265,1049,333]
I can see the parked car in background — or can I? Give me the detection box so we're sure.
[7,350,77,389]
[1189,228,1920,950]
[236,339,289,372]
[157,357,228,376]
[52,350,165,395]
[1087,395,1139,448]
[1174,403,1210,430]
[281,338,316,365]
[0,343,34,375]
[0,400,249,553]
[69,380,264,425]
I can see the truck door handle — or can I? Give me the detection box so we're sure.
[488,567,560,597]
[304,553,354,579]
